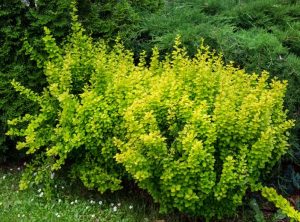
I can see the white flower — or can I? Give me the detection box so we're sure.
[55,185,57,188]
[58,199,62,203]
[75,199,78,204]
[2,175,6,179]
[90,200,95,204]
[61,186,65,189]
[22,214,25,218]
[129,205,133,210]
[33,172,37,176]
[38,188,42,193]
[110,203,114,206]
[117,203,121,207]
[17,214,20,218]
[10,168,12,171]
[71,201,74,205]
[17,167,21,171]
[113,206,117,212]
[24,162,27,166]
[30,198,34,202]
[39,192,44,197]
[91,214,95,218]
[85,206,89,210]
[50,172,55,179]
[98,201,103,205]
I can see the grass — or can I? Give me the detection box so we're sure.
[0,165,166,222]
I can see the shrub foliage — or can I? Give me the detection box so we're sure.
[0,0,163,163]
[122,0,300,194]
[7,12,300,220]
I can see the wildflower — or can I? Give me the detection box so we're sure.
[2,175,6,179]
[85,206,89,210]
[39,192,44,197]
[55,185,57,188]
[38,188,42,193]
[33,172,37,176]
[90,200,95,204]
[10,168,12,171]
[98,200,103,205]
[50,172,55,179]
[91,214,95,218]
[17,167,21,171]
[129,205,133,210]
[113,206,117,212]
[61,186,65,189]
[17,214,20,218]
[117,203,121,207]
[58,199,62,203]
[111,203,114,206]
[71,201,74,205]
[75,199,78,204]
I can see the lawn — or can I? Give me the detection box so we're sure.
[0,166,162,222]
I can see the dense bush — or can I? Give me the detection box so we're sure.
[7,8,152,193]
[122,0,300,194]
[115,39,295,219]
[0,0,162,163]
[7,12,300,220]
[0,0,73,163]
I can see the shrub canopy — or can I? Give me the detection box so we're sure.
[0,0,163,163]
